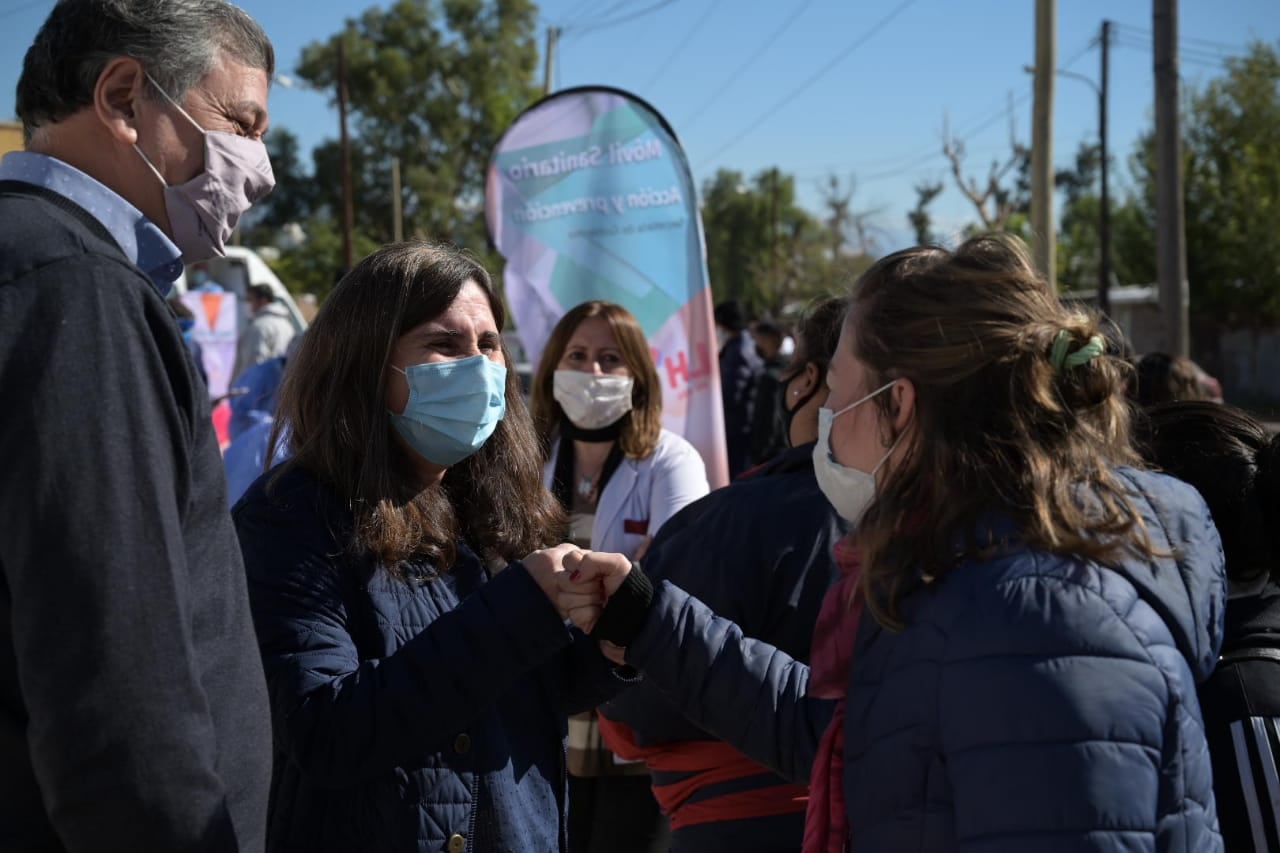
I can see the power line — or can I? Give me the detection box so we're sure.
[643,0,725,90]
[563,0,680,39]
[578,0,637,27]
[1111,35,1231,70]
[1111,22,1244,54]
[847,36,1097,185]
[677,0,816,133]
[695,0,921,170]
[557,0,600,26]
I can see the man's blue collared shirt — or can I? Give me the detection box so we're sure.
[0,151,184,294]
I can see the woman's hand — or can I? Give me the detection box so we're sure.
[523,543,591,617]
[556,551,633,633]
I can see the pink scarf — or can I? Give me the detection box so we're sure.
[803,538,864,853]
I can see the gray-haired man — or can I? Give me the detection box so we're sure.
[0,2,276,850]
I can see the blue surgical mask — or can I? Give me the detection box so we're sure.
[389,355,508,466]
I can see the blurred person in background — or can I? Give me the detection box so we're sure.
[234,281,294,377]
[1139,401,1280,853]
[1132,351,1213,407]
[749,319,791,466]
[715,299,762,478]
[530,300,709,853]
[599,295,847,853]
[0,0,276,849]
[224,333,303,505]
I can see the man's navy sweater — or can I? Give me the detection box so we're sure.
[0,181,271,852]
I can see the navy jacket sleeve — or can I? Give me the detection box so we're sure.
[0,258,243,851]
[554,630,638,715]
[625,581,834,783]
[236,495,578,789]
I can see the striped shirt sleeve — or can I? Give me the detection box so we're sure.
[1230,716,1280,852]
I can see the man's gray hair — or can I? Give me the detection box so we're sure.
[16,0,274,141]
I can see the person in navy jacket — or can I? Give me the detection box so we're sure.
[233,243,632,853]
[597,295,847,853]
[560,233,1228,853]
[1138,401,1280,853]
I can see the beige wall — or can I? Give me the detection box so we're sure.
[0,122,22,157]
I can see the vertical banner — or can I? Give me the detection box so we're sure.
[485,86,728,488]
[181,289,238,399]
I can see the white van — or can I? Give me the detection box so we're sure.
[171,246,308,335]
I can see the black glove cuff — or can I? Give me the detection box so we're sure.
[590,563,654,647]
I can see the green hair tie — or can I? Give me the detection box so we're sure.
[1050,330,1105,371]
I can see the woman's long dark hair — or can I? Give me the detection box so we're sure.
[270,241,566,572]
[1138,401,1280,586]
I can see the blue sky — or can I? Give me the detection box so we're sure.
[2,0,1277,250]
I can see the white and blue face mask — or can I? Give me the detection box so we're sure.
[389,354,508,466]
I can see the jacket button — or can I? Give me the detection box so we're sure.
[447,833,465,853]
[454,733,471,754]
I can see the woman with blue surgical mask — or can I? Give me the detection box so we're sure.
[553,233,1228,853]
[232,242,639,853]
[529,300,709,853]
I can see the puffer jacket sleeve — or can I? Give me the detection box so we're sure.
[235,493,574,789]
[553,630,641,715]
[625,581,835,783]
[931,563,1209,851]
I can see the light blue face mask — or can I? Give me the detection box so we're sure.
[389,354,508,467]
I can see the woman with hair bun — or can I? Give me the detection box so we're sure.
[558,233,1228,852]
[1140,401,1280,853]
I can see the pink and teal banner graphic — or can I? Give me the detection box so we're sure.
[486,86,728,487]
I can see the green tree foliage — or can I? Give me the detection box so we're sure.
[700,167,853,316]
[269,218,383,300]
[296,0,539,258]
[1067,42,1280,318]
[246,128,316,233]
[1056,142,1155,293]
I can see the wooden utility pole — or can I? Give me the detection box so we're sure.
[1154,0,1189,356]
[337,37,355,271]
[391,156,403,243]
[543,26,559,96]
[1099,19,1112,316]
[1030,0,1056,284]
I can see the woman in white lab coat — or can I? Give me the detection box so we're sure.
[530,299,709,853]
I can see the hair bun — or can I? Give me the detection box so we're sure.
[1048,323,1124,412]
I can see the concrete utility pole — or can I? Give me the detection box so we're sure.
[1154,0,1189,356]
[1031,0,1057,285]
[1099,19,1112,316]
[543,26,559,96]
[391,156,403,243]
[337,37,355,271]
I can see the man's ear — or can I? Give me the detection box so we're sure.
[94,57,147,146]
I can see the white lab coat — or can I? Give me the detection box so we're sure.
[543,428,709,560]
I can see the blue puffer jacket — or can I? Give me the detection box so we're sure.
[624,467,1227,852]
[601,442,844,852]
[234,466,631,853]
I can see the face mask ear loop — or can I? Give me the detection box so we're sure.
[833,379,897,419]
[143,72,206,134]
[133,142,168,185]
